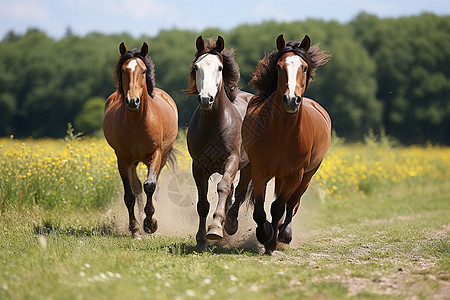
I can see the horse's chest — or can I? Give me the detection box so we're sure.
[190,139,231,173]
[252,137,309,176]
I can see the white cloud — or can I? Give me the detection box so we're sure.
[1,0,50,20]
[63,0,174,20]
[252,0,295,22]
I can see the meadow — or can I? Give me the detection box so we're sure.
[0,132,449,299]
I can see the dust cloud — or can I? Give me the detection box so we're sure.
[106,167,316,252]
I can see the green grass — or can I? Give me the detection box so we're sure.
[1,175,449,300]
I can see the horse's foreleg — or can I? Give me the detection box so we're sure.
[193,163,209,251]
[206,155,239,240]
[225,163,252,235]
[252,175,273,251]
[143,149,162,234]
[118,159,140,237]
[130,163,144,229]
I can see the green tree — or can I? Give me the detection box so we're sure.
[74,97,105,137]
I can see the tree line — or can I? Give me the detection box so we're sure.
[0,13,449,144]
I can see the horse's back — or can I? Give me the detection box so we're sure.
[233,90,253,120]
[302,97,331,168]
[153,88,178,118]
[303,97,331,130]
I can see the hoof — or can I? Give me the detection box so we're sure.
[132,231,144,239]
[195,242,207,252]
[224,218,238,236]
[256,221,273,244]
[278,223,292,244]
[206,224,223,240]
[143,217,158,234]
[263,248,273,256]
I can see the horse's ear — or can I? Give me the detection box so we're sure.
[140,42,148,57]
[215,36,224,53]
[119,42,127,56]
[196,36,205,52]
[276,34,285,51]
[300,35,310,51]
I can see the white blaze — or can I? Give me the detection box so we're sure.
[195,54,223,98]
[127,59,138,72]
[285,56,302,99]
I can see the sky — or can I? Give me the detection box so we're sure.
[1,0,449,39]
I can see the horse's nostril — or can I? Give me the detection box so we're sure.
[125,98,130,105]
[283,95,288,103]
[296,96,301,105]
[135,98,140,105]
[209,96,214,103]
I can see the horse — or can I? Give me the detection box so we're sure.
[103,42,178,238]
[186,36,254,250]
[242,34,332,255]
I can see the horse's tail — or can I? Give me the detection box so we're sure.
[165,147,180,176]
[246,180,255,207]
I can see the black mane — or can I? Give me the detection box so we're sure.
[250,40,331,102]
[114,48,156,98]
[187,38,240,102]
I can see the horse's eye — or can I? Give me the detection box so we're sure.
[193,65,198,71]
[142,70,146,75]
[218,65,223,72]
[304,66,308,73]
[276,64,281,71]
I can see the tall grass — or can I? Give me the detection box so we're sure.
[1,131,449,211]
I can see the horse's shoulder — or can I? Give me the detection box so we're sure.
[152,88,178,116]
[303,97,331,129]
[105,92,120,110]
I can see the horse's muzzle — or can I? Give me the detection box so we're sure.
[282,95,301,113]
[198,95,214,111]
[126,97,140,111]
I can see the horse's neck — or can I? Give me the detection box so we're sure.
[124,94,154,123]
[200,88,230,123]
[269,93,302,133]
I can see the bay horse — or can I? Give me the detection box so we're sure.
[186,36,253,250]
[242,34,331,255]
[103,42,178,238]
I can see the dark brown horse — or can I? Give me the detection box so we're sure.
[242,34,331,254]
[103,42,178,237]
[186,36,253,250]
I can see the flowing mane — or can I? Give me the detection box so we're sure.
[114,48,156,98]
[187,38,240,102]
[250,40,331,102]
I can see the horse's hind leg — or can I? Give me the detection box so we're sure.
[278,166,319,245]
[225,163,252,235]
[143,150,162,234]
[193,162,210,251]
[118,159,140,237]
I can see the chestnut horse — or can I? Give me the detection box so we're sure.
[103,42,178,237]
[186,36,253,250]
[242,34,331,254]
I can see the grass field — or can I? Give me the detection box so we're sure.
[0,134,449,299]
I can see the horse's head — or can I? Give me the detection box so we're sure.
[275,34,311,114]
[192,36,225,111]
[115,42,155,112]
